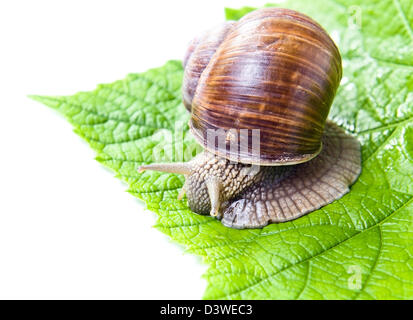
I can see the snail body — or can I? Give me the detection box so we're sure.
[139,8,361,229]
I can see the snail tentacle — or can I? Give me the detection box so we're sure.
[138,162,193,175]
[177,180,188,200]
[205,177,222,217]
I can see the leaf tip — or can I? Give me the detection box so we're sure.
[27,94,44,102]
[27,94,63,109]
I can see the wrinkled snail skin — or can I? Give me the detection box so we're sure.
[138,8,362,229]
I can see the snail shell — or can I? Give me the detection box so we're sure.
[185,8,342,165]
[139,8,361,229]
[182,21,235,111]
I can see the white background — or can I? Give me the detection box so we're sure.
[0,0,273,299]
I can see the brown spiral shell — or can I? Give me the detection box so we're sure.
[184,8,342,165]
[182,21,235,111]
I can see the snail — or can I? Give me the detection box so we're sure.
[139,8,361,229]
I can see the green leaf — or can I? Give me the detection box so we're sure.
[31,0,413,299]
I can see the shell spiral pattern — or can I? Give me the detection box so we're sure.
[186,8,342,165]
